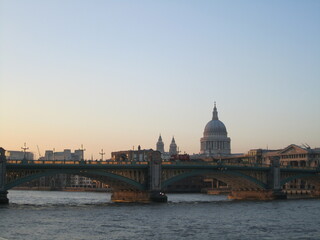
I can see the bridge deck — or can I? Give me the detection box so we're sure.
[5,160,318,173]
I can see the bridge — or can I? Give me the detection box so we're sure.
[1,148,320,203]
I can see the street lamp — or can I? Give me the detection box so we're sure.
[99,149,105,161]
[21,143,29,160]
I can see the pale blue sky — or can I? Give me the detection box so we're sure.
[1,1,319,158]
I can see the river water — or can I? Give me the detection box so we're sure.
[0,190,320,240]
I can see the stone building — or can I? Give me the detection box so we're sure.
[262,144,320,167]
[111,146,153,162]
[200,103,231,156]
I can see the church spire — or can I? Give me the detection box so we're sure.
[212,101,219,120]
[169,136,177,155]
[156,134,164,153]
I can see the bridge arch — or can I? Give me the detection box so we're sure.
[5,169,146,191]
[162,169,268,190]
[280,173,320,187]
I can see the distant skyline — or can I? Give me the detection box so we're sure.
[1,1,319,159]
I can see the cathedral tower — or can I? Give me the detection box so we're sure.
[169,137,178,156]
[156,134,165,153]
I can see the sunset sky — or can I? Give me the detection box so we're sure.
[1,1,319,159]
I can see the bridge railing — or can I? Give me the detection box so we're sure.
[164,161,319,170]
[163,161,270,168]
[6,160,149,165]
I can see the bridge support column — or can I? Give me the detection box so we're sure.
[0,148,9,204]
[111,151,167,203]
[148,151,167,202]
[0,190,9,204]
[268,157,287,200]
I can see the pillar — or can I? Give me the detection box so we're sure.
[268,156,286,199]
[111,150,167,203]
[148,151,167,202]
[0,148,9,204]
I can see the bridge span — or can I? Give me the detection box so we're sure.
[1,148,320,203]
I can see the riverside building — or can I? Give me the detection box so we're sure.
[6,151,34,160]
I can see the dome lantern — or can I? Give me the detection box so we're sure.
[212,101,218,120]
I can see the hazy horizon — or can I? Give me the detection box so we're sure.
[1,1,319,159]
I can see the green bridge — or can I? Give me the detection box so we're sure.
[1,148,320,203]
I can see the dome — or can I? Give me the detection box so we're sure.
[204,119,227,137]
[203,102,227,137]
[200,102,231,156]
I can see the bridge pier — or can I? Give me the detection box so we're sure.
[0,148,9,204]
[0,190,9,204]
[111,151,167,203]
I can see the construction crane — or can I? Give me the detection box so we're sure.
[37,145,43,159]
[302,143,311,149]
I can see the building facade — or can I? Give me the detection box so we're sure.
[262,144,320,167]
[40,149,83,161]
[111,146,153,162]
[6,151,34,160]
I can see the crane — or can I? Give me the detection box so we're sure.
[37,145,43,159]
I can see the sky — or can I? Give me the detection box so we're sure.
[1,0,319,159]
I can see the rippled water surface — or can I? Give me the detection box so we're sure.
[1,190,320,240]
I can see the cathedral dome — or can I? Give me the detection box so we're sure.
[200,102,231,156]
[203,119,227,137]
[203,102,227,137]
